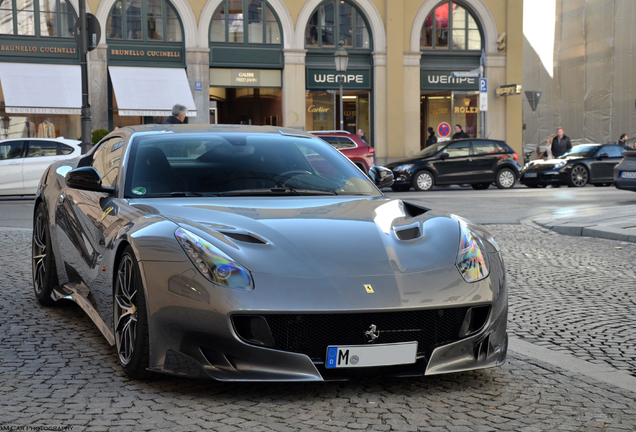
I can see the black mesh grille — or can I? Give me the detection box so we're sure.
[256,308,470,362]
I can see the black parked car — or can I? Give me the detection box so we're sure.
[614,150,636,192]
[520,144,625,188]
[385,139,520,192]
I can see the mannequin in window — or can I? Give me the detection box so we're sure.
[38,119,55,138]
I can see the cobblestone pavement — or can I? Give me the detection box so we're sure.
[1,227,636,431]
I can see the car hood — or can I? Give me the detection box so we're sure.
[131,196,461,278]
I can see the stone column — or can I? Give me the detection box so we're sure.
[385,0,405,161]
[87,44,108,131]
[403,52,422,157]
[282,49,307,131]
[373,52,387,164]
[186,48,211,125]
[485,54,507,142]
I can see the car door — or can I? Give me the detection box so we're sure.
[470,141,502,182]
[0,141,25,195]
[432,141,473,184]
[22,140,63,193]
[590,145,624,182]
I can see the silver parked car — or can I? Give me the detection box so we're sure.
[33,125,507,381]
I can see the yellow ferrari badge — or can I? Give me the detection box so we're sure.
[364,284,374,294]
[100,207,113,221]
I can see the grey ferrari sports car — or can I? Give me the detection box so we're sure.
[32,125,507,381]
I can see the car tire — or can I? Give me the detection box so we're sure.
[495,168,516,189]
[567,165,589,188]
[413,171,434,191]
[33,203,59,306]
[391,185,410,192]
[114,246,153,379]
[471,183,490,190]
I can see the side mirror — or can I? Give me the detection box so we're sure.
[66,167,114,194]
[368,166,394,188]
[439,152,450,160]
[598,153,609,159]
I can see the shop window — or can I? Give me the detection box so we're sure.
[210,0,281,45]
[0,0,76,37]
[421,2,482,51]
[107,0,183,42]
[305,0,370,49]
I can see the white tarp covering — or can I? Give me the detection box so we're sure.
[108,66,196,116]
[0,63,81,114]
[524,0,636,148]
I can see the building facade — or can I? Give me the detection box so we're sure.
[0,0,523,162]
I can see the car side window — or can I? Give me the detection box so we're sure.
[57,143,75,155]
[601,145,623,158]
[0,141,24,160]
[338,137,357,149]
[92,137,125,188]
[444,142,471,158]
[27,141,57,158]
[319,136,339,147]
[472,141,498,155]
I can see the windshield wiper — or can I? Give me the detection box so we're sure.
[142,192,209,198]
[218,188,337,196]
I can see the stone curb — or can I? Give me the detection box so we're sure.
[531,214,636,243]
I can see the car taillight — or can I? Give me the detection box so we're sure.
[369,147,374,153]
[512,153,518,162]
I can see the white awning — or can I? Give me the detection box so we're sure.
[0,63,81,114]
[108,66,196,117]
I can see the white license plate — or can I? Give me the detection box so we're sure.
[325,342,418,369]
[524,173,537,178]
[621,171,636,179]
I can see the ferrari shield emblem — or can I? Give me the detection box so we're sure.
[100,207,113,221]
[364,284,374,294]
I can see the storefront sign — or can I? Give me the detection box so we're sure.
[0,40,79,61]
[107,44,185,66]
[307,105,330,113]
[421,70,480,91]
[454,106,479,114]
[232,70,260,85]
[496,84,522,96]
[306,68,371,90]
[5,107,81,115]
[210,68,281,88]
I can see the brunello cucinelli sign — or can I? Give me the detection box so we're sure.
[107,44,184,65]
[0,40,79,60]
[421,70,480,91]
[306,68,371,90]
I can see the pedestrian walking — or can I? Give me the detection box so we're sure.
[551,127,572,158]
[425,127,437,148]
[618,133,628,147]
[452,124,469,139]
[538,134,555,159]
[357,128,370,146]
[164,104,188,124]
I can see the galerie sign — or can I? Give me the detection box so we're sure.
[421,70,480,91]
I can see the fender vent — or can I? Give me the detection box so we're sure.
[395,225,422,241]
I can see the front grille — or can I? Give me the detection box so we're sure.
[261,308,469,362]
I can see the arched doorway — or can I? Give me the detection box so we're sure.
[419,1,484,148]
[304,0,373,142]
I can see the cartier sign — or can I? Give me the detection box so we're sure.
[421,70,480,91]
[306,68,371,90]
[307,105,330,113]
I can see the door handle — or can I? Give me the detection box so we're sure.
[9,162,19,165]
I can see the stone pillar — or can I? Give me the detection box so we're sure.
[87,44,108,131]
[485,54,507,142]
[282,49,307,131]
[373,52,387,163]
[186,48,211,125]
[403,52,422,157]
[385,0,404,160]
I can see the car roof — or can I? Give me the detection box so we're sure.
[114,124,315,139]
[0,137,80,145]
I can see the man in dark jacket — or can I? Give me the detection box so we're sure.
[452,124,469,139]
[164,104,187,124]
[551,127,572,158]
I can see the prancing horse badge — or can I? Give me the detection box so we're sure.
[364,284,374,294]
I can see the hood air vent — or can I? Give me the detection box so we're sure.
[221,231,267,244]
[395,225,422,241]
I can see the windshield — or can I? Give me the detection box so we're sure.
[413,142,446,158]
[558,145,599,159]
[123,133,380,198]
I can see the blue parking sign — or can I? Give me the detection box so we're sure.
[479,78,487,93]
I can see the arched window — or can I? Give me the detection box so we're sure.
[0,0,76,37]
[106,0,183,42]
[305,0,371,50]
[421,2,481,51]
[210,0,281,45]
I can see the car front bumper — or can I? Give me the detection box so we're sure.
[520,169,568,186]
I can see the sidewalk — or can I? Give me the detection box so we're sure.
[532,205,636,242]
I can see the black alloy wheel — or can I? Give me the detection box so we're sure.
[471,183,490,190]
[568,165,589,188]
[33,204,59,306]
[495,168,516,189]
[114,247,153,379]
[413,171,434,191]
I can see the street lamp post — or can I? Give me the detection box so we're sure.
[333,40,349,131]
[78,0,92,154]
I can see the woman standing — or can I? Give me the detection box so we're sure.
[539,134,555,159]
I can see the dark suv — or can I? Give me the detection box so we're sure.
[385,139,520,191]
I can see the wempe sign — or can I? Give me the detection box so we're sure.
[306,68,370,90]
[421,70,480,91]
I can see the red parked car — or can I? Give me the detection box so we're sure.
[310,131,375,173]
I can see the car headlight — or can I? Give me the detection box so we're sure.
[393,164,413,172]
[175,227,254,290]
[553,161,566,169]
[455,221,489,283]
